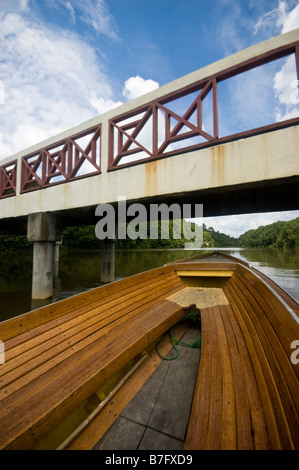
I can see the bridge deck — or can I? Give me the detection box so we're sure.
[1,29,298,222]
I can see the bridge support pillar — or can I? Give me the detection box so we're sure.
[53,241,61,280]
[101,240,115,283]
[27,212,62,300]
[32,242,55,300]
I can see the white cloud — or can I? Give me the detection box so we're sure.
[48,0,120,39]
[203,211,299,238]
[19,0,29,10]
[65,2,76,24]
[72,0,121,41]
[254,0,299,35]
[254,0,286,34]
[11,124,50,153]
[0,133,12,158]
[275,106,299,121]
[0,9,122,159]
[202,3,299,236]
[219,64,279,135]
[273,3,299,121]
[281,2,299,32]
[122,76,159,101]
[0,0,29,12]
[89,94,123,115]
[273,55,299,120]
[0,3,160,161]
[253,3,299,124]
[274,56,297,105]
[0,81,5,105]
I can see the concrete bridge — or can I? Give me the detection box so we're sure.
[0,29,299,299]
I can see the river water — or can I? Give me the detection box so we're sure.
[0,247,298,323]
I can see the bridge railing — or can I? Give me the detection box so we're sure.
[108,40,299,170]
[20,125,101,193]
[0,160,17,198]
[0,34,298,199]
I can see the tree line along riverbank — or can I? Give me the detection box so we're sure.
[0,217,298,251]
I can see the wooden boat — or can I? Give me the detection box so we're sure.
[0,251,298,450]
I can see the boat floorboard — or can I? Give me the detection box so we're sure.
[93,326,201,451]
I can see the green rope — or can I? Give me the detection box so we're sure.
[156,311,201,361]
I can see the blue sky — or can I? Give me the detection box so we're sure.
[0,0,299,236]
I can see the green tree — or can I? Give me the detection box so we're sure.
[238,218,299,248]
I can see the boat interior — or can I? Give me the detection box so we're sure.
[0,251,298,450]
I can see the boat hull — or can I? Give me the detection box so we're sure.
[0,252,298,450]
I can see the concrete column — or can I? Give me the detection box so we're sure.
[32,242,55,299]
[53,241,62,300]
[53,241,60,279]
[27,212,62,300]
[101,240,115,283]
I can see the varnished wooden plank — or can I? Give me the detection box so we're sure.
[174,262,237,272]
[233,271,299,409]
[236,265,299,356]
[213,304,236,449]
[3,267,181,352]
[0,274,182,383]
[0,300,187,449]
[249,266,299,315]
[230,273,299,449]
[226,276,296,449]
[183,311,208,450]
[67,323,190,450]
[219,304,253,449]
[203,307,222,450]
[0,279,183,399]
[184,307,220,450]
[167,287,229,309]
[176,270,234,277]
[222,291,269,450]
[1,271,182,364]
[186,258,299,450]
[224,280,282,449]
[0,265,178,343]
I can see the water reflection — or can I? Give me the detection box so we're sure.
[235,248,299,303]
[0,247,298,322]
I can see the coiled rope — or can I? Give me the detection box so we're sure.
[156,311,201,361]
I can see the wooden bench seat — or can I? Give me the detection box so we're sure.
[0,265,185,450]
[1,269,181,391]
[185,263,299,450]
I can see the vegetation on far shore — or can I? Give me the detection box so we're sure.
[0,217,298,251]
[238,218,299,249]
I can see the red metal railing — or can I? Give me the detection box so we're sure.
[108,78,219,169]
[20,125,101,193]
[0,39,298,197]
[0,160,17,199]
[108,41,299,170]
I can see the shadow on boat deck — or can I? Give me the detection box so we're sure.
[93,326,201,450]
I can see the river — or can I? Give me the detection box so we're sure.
[0,247,298,323]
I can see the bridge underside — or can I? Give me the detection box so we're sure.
[1,175,298,235]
